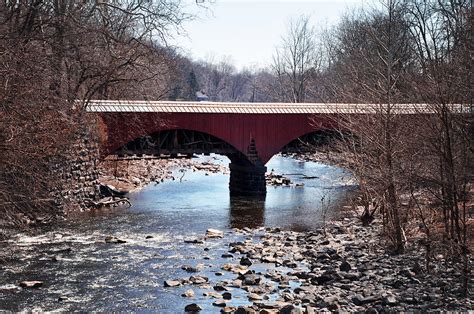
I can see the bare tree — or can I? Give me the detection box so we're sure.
[405,0,472,294]
[272,15,320,103]
[0,0,195,226]
[327,0,416,253]
[195,57,235,101]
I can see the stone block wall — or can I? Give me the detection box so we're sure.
[51,132,101,213]
[229,162,267,196]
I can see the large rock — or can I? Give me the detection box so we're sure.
[279,304,302,314]
[261,255,277,263]
[305,306,317,314]
[213,300,227,307]
[240,257,253,266]
[230,279,243,288]
[99,184,127,197]
[235,307,258,314]
[383,295,398,306]
[248,293,263,300]
[206,229,224,238]
[221,306,236,313]
[189,276,208,285]
[184,303,202,312]
[213,284,228,291]
[339,260,352,272]
[182,289,195,297]
[242,274,261,286]
[182,265,199,273]
[203,291,222,298]
[0,284,21,293]
[352,294,379,306]
[164,280,181,287]
[311,272,334,285]
[104,236,127,244]
[19,281,43,288]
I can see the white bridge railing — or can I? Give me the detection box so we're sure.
[85,100,472,115]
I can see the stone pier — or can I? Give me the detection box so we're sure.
[229,162,267,196]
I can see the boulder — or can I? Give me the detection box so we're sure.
[352,294,379,306]
[104,236,127,244]
[204,291,222,298]
[235,307,257,314]
[213,300,227,307]
[182,289,195,297]
[279,304,302,314]
[383,295,398,306]
[206,229,224,238]
[242,274,261,286]
[99,184,126,197]
[0,284,21,293]
[189,276,208,285]
[340,260,352,272]
[19,281,43,288]
[213,284,228,291]
[164,280,181,287]
[240,257,253,266]
[248,293,263,300]
[184,303,202,312]
[221,306,236,313]
[182,265,199,273]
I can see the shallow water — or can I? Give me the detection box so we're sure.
[0,155,356,312]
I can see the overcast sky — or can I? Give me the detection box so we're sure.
[172,0,365,70]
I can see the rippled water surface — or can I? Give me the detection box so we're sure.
[0,155,356,312]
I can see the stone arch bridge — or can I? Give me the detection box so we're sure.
[87,101,466,195]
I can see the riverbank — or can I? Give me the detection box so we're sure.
[172,210,471,312]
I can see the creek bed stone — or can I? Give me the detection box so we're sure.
[178,212,472,312]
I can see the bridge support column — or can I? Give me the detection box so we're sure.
[229,162,267,196]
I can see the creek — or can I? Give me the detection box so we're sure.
[0,155,356,312]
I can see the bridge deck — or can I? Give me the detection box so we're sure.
[85,100,471,114]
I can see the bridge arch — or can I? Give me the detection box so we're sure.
[280,129,342,154]
[101,124,267,195]
[112,128,244,160]
[105,127,340,164]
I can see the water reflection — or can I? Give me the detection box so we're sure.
[228,195,266,229]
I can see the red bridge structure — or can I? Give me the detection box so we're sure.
[87,100,467,195]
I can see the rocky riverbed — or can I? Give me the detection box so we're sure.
[168,211,471,313]
[0,154,470,312]
[1,210,470,312]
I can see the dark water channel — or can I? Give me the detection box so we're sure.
[0,155,356,312]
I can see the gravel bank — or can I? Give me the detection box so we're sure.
[174,211,471,313]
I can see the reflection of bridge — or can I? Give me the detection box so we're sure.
[87,100,469,195]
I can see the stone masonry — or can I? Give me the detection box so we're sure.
[51,131,101,213]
